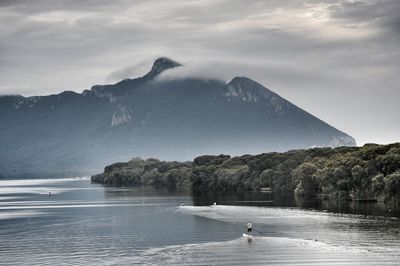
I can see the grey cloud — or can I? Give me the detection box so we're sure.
[0,0,399,145]
[327,0,400,34]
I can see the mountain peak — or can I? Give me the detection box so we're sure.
[227,76,277,100]
[145,57,181,79]
[229,76,266,90]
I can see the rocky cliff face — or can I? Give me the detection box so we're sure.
[0,57,355,178]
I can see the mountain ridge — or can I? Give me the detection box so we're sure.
[0,57,356,178]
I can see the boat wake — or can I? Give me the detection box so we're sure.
[177,205,400,259]
[99,236,389,266]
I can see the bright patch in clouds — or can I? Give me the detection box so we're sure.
[27,10,99,24]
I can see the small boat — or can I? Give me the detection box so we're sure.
[243,233,253,242]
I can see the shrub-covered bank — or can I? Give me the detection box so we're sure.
[91,143,400,201]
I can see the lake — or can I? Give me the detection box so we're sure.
[0,177,399,265]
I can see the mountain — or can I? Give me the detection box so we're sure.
[0,57,356,178]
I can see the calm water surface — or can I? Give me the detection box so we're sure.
[0,178,399,265]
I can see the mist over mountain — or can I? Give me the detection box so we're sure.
[0,57,355,178]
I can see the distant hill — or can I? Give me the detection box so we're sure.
[0,57,355,178]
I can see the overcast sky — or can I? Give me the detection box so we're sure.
[0,0,399,145]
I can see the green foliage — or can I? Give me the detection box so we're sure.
[372,173,385,196]
[384,172,400,198]
[376,154,400,175]
[91,143,400,200]
[91,158,192,187]
[292,162,318,196]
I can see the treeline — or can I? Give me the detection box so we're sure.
[91,158,192,188]
[91,143,400,201]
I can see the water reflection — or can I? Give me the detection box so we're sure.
[192,191,400,217]
[103,185,189,199]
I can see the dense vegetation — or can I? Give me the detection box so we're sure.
[91,143,400,201]
[91,158,193,188]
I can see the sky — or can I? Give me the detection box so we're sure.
[0,0,399,145]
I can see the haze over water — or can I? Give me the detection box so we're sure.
[0,178,399,265]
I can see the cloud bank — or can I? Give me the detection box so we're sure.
[0,0,399,145]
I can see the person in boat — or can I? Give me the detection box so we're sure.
[247,222,252,233]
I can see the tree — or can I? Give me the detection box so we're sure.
[292,162,318,196]
[372,173,385,196]
[376,154,400,175]
[351,165,371,197]
[384,172,400,199]
[333,167,350,192]
[259,169,274,188]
